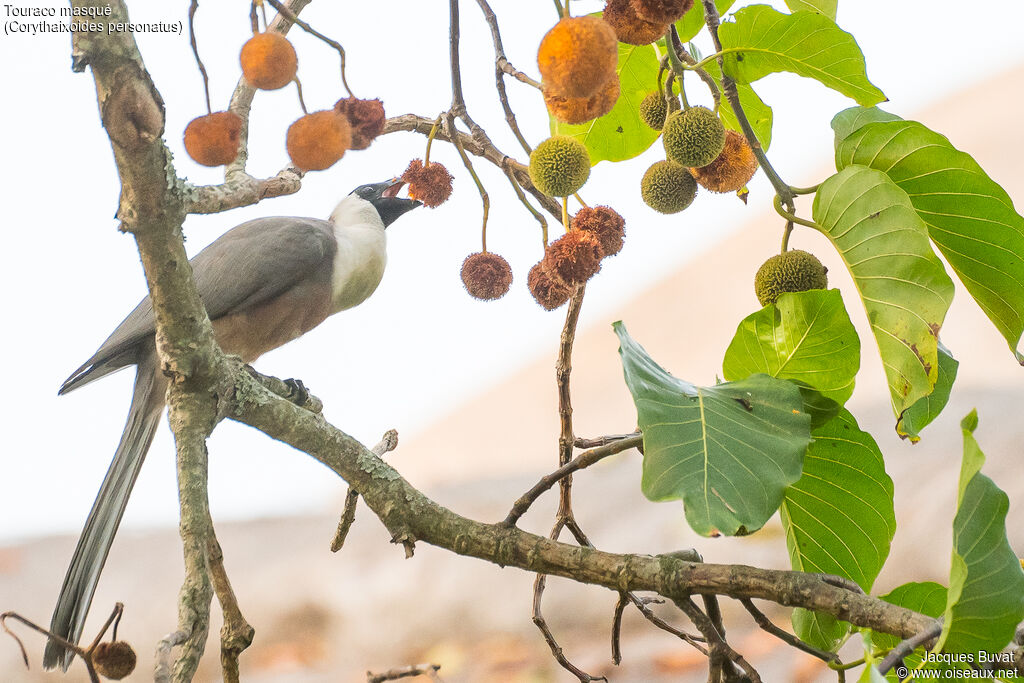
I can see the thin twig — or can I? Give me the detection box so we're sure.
[876,620,943,675]
[187,0,211,114]
[611,592,628,665]
[700,0,793,211]
[366,663,443,682]
[444,113,491,252]
[262,0,353,97]
[740,598,841,667]
[330,430,400,552]
[473,0,535,154]
[207,536,254,683]
[502,167,548,248]
[574,432,640,449]
[628,594,707,653]
[676,597,761,683]
[503,434,642,526]
[669,28,721,111]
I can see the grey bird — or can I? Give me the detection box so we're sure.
[43,179,420,670]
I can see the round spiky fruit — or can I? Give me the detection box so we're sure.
[93,641,137,680]
[333,97,386,150]
[529,136,591,197]
[183,111,242,167]
[573,206,625,257]
[639,91,680,131]
[542,230,605,286]
[528,262,573,310]
[461,252,513,300]
[286,111,351,171]
[603,0,667,45]
[402,159,454,208]
[240,32,298,91]
[631,0,694,24]
[640,160,697,214]
[545,75,620,125]
[691,129,759,193]
[537,16,618,99]
[663,106,726,168]
[754,249,829,306]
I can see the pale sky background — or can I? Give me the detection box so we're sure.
[2,0,1023,543]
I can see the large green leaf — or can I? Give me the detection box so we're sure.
[674,0,737,43]
[812,165,955,421]
[550,42,660,164]
[700,58,773,150]
[835,110,1024,363]
[718,5,885,106]
[784,0,837,20]
[896,342,958,442]
[937,411,1024,654]
[723,289,860,406]
[615,322,812,537]
[781,409,896,650]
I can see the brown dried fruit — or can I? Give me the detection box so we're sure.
[603,0,667,45]
[537,16,618,99]
[528,262,573,310]
[401,159,454,208]
[542,230,605,286]
[461,252,513,300]
[630,0,693,25]
[690,129,760,193]
[573,206,625,257]
[544,75,620,124]
[93,641,137,680]
[183,111,242,167]
[286,111,351,171]
[240,32,298,91]
[333,97,386,150]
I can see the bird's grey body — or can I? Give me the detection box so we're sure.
[45,183,418,670]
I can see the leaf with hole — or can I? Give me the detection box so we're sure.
[812,165,954,422]
[615,321,811,537]
[550,42,660,165]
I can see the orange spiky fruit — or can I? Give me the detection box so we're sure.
[573,206,625,257]
[603,0,667,45]
[333,97,386,150]
[93,641,137,680]
[542,230,605,286]
[401,159,454,208]
[544,75,620,124]
[286,111,351,171]
[537,16,618,99]
[183,111,242,167]
[528,262,573,310]
[461,252,513,300]
[690,129,759,193]
[240,32,298,90]
[631,0,694,25]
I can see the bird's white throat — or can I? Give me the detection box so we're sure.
[328,194,388,312]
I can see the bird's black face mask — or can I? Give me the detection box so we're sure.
[352,179,422,228]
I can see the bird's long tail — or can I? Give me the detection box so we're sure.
[43,352,165,671]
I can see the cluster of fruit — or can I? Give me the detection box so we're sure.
[183,31,385,172]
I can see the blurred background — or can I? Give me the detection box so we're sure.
[1,0,1023,680]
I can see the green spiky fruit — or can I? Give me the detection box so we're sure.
[640,160,697,214]
[639,91,680,131]
[529,135,591,197]
[663,106,726,168]
[754,249,829,306]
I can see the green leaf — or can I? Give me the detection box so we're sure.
[550,42,660,165]
[830,105,900,145]
[784,0,837,20]
[700,58,774,150]
[781,409,896,650]
[723,289,860,406]
[896,342,958,442]
[835,110,1024,363]
[674,0,737,43]
[812,165,955,421]
[937,410,1024,654]
[718,5,885,106]
[615,321,812,537]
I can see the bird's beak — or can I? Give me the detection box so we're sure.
[369,178,421,228]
